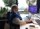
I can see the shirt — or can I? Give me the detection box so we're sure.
[7,12,22,24]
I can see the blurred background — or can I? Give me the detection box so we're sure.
[0,0,37,18]
[0,0,40,29]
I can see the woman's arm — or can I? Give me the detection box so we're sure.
[12,18,26,25]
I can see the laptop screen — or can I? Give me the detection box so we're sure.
[29,5,37,14]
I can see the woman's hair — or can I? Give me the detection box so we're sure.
[11,4,18,11]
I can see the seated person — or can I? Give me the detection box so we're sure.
[7,4,32,29]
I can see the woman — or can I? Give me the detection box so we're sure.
[7,4,32,29]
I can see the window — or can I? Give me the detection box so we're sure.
[18,0,29,14]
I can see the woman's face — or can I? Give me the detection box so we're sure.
[13,6,18,12]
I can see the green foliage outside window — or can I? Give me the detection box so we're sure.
[3,0,18,7]
[0,7,8,17]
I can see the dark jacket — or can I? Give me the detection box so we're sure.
[7,12,22,25]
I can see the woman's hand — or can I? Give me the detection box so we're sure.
[25,19,33,23]
[20,21,26,26]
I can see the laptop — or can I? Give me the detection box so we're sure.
[36,19,40,25]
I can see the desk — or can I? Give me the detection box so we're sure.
[20,23,40,29]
